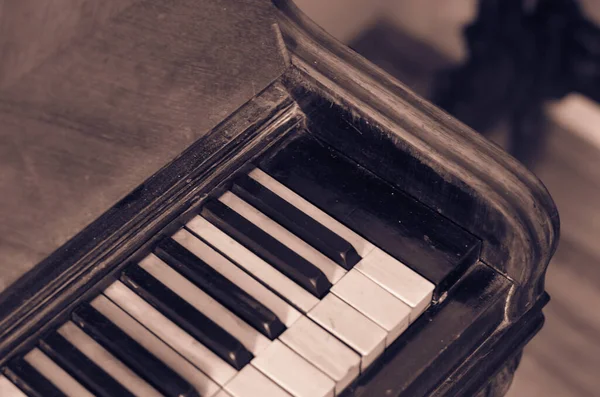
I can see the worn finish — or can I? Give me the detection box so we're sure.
[274,0,559,316]
[0,1,560,396]
[345,263,510,397]
[260,131,480,296]
[0,0,138,89]
[0,82,296,350]
[0,0,288,291]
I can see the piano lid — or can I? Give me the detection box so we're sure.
[0,0,288,291]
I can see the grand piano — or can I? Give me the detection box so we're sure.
[0,1,559,396]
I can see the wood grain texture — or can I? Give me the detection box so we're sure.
[276,0,558,317]
[349,22,599,397]
[0,0,138,89]
[0,0,287,291]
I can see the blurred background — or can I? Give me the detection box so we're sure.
[293,0,600,396]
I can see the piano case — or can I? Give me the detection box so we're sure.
[0,1,559,396]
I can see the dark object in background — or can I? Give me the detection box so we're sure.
[433,0,600,166]
[0,1,558,396]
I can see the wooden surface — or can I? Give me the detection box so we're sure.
[0,0,137,89]
[279,2,558,320]
[351,23,600,397]
[0,0,287,291]
[1,2,596,394]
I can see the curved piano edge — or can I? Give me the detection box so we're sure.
[273,0,560,319]
[0,82,298,350]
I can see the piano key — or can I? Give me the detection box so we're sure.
[330,270,411,346]
[308,294,386,371]
[0,375,26,397]
[257,133,481,295]
[215,390,234,397]
[251,340,335,397]
[219,191,346,284]
[39,331,134,397]
[201,200,332,298]
[172,229,301,327]
[104,281,237,386]
[121,263,254,369]
[58,321,162,397]
[225,365,291,397]
[90,296,221,397]
[155,237,285,339]
[201,204,331,302]
[70,306,196,397]
[279,316,360,393]
[4,357,64,397]
[355,248,434,318]
[232,174,361,270]
[24,348,94,397]
[139,255,271,356]
[219,192,346,284]
[248,168,374,258]
[186,216,319,313]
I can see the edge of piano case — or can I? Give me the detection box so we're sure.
[0,1,559,396]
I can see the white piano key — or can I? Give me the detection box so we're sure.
[186,216,319,313]
[91,295,221,397]
[308,294,386,371]
[279,316,360,393]
[24,348,94,397]
[355,248,434,318]
[58,322,162,397]
[140,254,271,356]
[249,168,375,257]
[214,390,234,397]
[225,365,291,397]
[251,340,335,397]
[0,375,26,397]
[331,270,411,346]
[173,229,301,327]
[104,281,237,386]
[219,192,346,284]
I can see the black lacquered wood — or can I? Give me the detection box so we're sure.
[39,331,134,397]
[232,174,361,269]
[155,238,285,339]
[71,303,199,397]
[120,264,252,370]
[259,132,481,296]
[4,357,65,397]
[201,200,332,298]
[341,263,511,397]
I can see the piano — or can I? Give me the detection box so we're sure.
[0,0,559,396]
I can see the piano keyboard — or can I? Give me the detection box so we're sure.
[1,140,478,397]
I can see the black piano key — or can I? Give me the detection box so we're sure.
[38,331,134,397]
[120,264,252,370]
[4,357,65,397]
[201,200,332,298]
[71,303,199,397]
[155,237,285,339]
[259,132,482,297]
[231,174,361,270]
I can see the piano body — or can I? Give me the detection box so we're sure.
[0,1,559,396]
